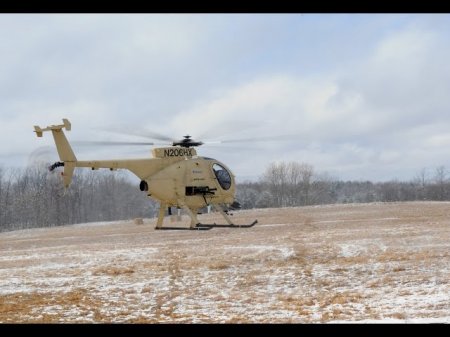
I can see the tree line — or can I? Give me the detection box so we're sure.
[236,162,450,209]
[0,166,157,232]
[1,161,450,232]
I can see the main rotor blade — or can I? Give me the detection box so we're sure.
[96,126,174,142]
[205,134,300,144]
[72,141,159,146]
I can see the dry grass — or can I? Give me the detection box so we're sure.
[92,266,135,276]
[0,289,107,323]
[1,201,449,323]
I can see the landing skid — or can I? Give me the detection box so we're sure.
[154,202,257,230]
[196,220,258,229]
[155,226,212,231]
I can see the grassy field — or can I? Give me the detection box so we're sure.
[0,201,449,323]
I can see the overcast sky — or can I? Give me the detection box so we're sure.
[1,14,450,182]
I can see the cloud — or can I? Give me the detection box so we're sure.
[169,21,450,181]
[1,14,450,182]
[170,74,338,140]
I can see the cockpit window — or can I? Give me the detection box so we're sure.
[213,163,231,190]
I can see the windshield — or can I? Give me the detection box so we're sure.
[213,163,232,190]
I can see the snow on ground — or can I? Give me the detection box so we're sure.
[0,201,449,323]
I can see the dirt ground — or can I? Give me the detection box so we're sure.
[0,201,449,323]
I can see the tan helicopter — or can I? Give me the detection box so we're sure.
[34,119,257,230]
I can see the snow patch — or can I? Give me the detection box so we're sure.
[339,244,366,257]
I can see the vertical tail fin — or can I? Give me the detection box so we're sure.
[34,119,77,188]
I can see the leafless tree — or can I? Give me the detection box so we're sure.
[0,166,157,232]
[430,165,448,201]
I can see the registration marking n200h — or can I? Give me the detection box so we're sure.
[164,148,193,157]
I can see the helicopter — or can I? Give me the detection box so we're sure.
[34,119,257,230]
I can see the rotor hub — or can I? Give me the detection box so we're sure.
[172,135,203,148]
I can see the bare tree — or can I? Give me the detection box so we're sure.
[430,166,448,201]
[297,163,314,206]
[413,168,428,201]
[261,161,315,207]
[0,166,158,232]
[262,162,288,207]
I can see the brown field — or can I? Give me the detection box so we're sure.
[0,201,449,323]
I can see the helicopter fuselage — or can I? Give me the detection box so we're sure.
[34,119,256,230]
[75,147,235,210]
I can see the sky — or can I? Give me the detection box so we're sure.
[1,13,450,182]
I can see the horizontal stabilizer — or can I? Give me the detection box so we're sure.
[34,126,43,137]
